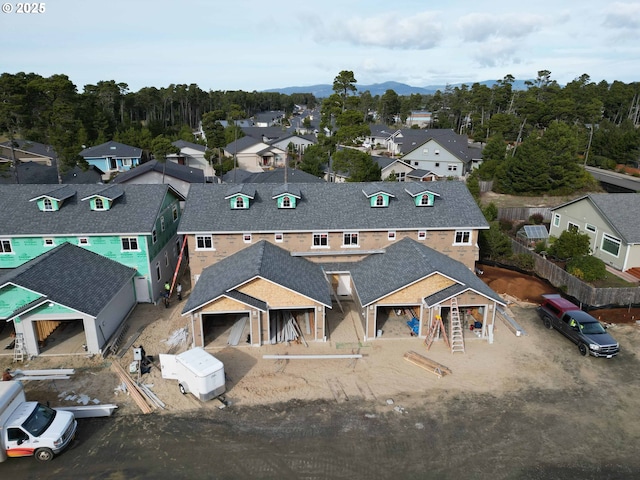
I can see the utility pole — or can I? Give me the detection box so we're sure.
[584,124,594,166]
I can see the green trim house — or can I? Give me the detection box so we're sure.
[0,183,185,304]
[0,243,137,356]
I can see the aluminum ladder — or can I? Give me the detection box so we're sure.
[449,298,465,354]
[13,333,27,363]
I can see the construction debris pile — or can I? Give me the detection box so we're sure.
[270,311,308,346]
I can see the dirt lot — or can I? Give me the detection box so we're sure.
[3,267,640,478]
[2,265,638,418]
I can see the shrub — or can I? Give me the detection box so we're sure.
[567,255,607,282]
[548,229,590,260]
[499,219,513,232]
[512,253,535,271]
[483,202,498,221]
[528,213,544,225]
[534,241,547,254]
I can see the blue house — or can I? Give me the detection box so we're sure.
[79,141,143,181]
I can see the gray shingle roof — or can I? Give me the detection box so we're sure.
[111,159,205,184]
[350,237,504,306]
[79,141,142,159]
[179,181,488,234]
[588,194,640,243]
[172,140,206,152]
[0,242,136,317]
[0,184,181,236]
[0,161,58,185]
[224,136,261,153]
[552,193,640,244]
[222,168,324,184]
[0,140,58,161]
[398,129,472,162]
[182,240,332,314]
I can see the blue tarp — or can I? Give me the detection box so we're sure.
[407,318,420,335]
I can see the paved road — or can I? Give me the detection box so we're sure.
[3,384,640,480]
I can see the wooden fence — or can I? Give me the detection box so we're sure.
[510,240,640,308]
[498,207,552,223]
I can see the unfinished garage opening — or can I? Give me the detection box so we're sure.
[203,313,251,348]
[376,306,421,339]
[268,309,315,345]
[439,305,487,342]
[0,321,16,354]
[34,319,87,355]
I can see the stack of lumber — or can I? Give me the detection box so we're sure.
[403,351,452,379]
[110,362,154,414]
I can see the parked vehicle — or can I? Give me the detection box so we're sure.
[0,381,77,462]
[537,294,620,358]
[159,347,226,401]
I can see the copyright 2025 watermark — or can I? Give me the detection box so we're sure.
[2,2,46,13]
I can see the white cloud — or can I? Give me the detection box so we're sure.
[315,11,444,50]
[457,13,548,42]
[602,2,640,30]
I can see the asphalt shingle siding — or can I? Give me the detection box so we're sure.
[179,181,487,234]
[0,184,174,235]
[1,243,136,317]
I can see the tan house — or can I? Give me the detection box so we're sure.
[179,181,504,347]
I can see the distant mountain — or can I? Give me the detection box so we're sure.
[265,79,532,97]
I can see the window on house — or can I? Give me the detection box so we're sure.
[435,162,440,167]
[422,149,428,154]
[196,235,213,250]
[160,217,165,232]
[43,238,55,247]
[553,214,560,227]
[281,196,291,208]
[418,231,427,240]
[454,231,472,245]
[78,237,89,246]
[156,262,161,281]
[397,172,405,182]
[95,197,105,210]
[275,232,284,243]
[0,239,13,253]
[343,232,359,247]
[601,233,621,257]
[312,233,329,247]
[585,224,596,233]
[152,228,157,244]
[414,162,419,166]
[175,239,181,256]
[567,222,579,233]
[122,158,132,167]
[243,233,252,244]
[420,195,432,206]
[435,149,440,155]
[43,198,53,211]
[388,231,396,241]
[165,251,169,267]
[172,205,179,221]
[375,195,385,207]
[447,164,457,171]
[235,197,245,209]
[122,237,139,251]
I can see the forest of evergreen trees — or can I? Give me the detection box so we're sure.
[1,70,639,195]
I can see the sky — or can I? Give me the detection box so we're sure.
[1,0,639,93]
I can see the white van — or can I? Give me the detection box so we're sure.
[0,381,77,462]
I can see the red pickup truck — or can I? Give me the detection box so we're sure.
[537,294,620,358]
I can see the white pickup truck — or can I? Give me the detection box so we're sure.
[0,381,77,462]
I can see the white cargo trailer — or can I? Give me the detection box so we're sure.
[159,347,225,401]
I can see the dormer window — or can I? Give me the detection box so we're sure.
[95,197,105,210]
[43,198,53,211]
[229,195,250,209]
[282,196,291,208]
[376,195,385,206]
[419,194,433,206]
